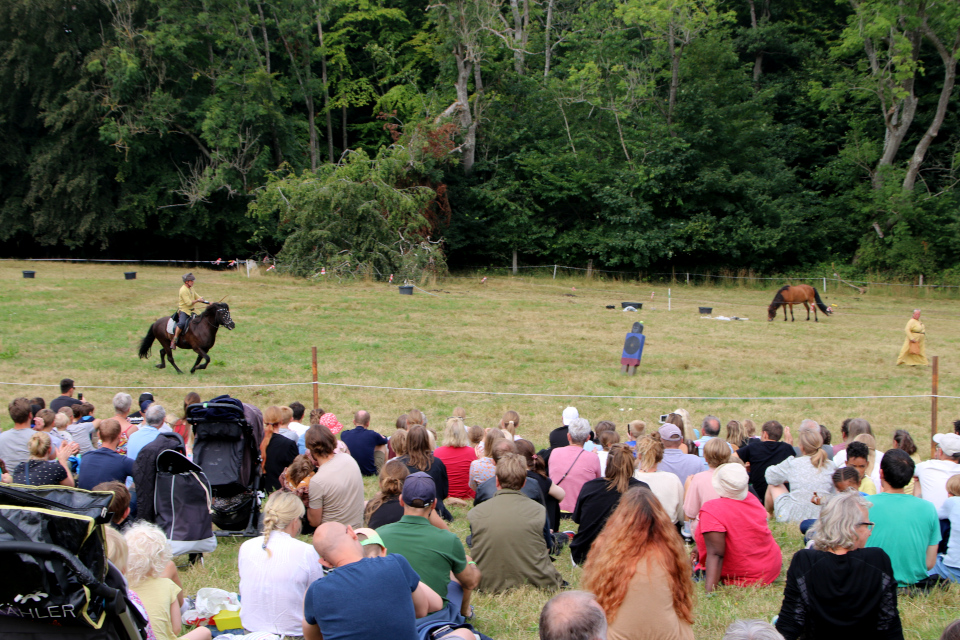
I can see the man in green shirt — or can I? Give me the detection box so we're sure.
[866,449,941,588]
[376,472,480,623]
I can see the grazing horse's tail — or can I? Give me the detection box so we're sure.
[813,288,831,315]
[138,326,156,359]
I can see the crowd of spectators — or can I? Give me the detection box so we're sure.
[3,383,960,640]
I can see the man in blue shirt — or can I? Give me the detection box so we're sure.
[126,404,168,461]
[340,410,389,476]
[78,419,134,489]
[303,522,475,640]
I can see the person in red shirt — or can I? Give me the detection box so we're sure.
[434,417,477,500]
[694,462,782,593]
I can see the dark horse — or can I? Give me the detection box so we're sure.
[138,302,235,373]
[768,285,832,322]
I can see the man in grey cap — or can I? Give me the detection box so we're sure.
[657,424,703,486]
[172,272,209,349]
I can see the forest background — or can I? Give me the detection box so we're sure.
[2,0,959,280]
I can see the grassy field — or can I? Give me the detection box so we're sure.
[1,260,959,639]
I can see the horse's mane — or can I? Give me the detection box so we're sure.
[771,285,790,304]
[200,302,226,317]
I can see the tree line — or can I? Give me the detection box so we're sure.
[1,0,958,276]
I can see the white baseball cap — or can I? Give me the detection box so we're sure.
[562,406,579,426]
[933,433,960,457]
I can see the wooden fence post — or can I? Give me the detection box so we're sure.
[931,355,939,458]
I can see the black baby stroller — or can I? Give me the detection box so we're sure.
[0,483,151,640]
[188,395,263,537]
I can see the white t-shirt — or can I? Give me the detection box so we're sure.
[915,459,960,510]
[634,470,685,524]
[238,530,323,635]
[288,421,309,437]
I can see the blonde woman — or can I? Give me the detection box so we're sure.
[238,492,323,636]
[633,435,685,524]
[764,429,836,523]
[11,432,77,486]
[125,522,211,640]
[261,406,298,493]
[725,420,749,450]
[434,417,477,500]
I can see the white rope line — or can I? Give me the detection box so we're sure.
[413,285,440,297]
[0,380,953,401]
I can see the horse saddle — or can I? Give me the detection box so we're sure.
[166,314,196,336]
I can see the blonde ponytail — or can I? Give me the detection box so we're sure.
[799,429,828,470]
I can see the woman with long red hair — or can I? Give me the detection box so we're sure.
[260,405,298,493]
[582,486,694,640]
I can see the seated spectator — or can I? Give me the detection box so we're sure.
[305,522,473,640]
[572,444,648,565]
[694,463,782,593]
[658,424,703,486]
[764,429,836,523]
[914,433,960,510]
[866,449,942,589]
[625,420,645,450]
[261,405,299,493]
[53,411,74,445]
[33,408,61,453]
[355,527,388,557]
[549,418,602,515]
[286,454,316,492]
[341,409,389,476]
[467,425,484,457]
[111,392,137,456]
[891,429,920,493]
[305,424,365,529]
[94,480,132,529]
[0,398,38,469]
[831,418,874,466]
[238,491,323,637]
[299,407,350,456]
[791,419,834,460]
[744,419,758,441]
[103,526,157,640]
[725,420,749,450]
[468,453,563,592]
[68,401,100,454]
[287,401,309,437]
[126,404,168,461]
[395,425,453,521]
[170,392,200,454]
[517,439,564,533]
[125,522,212,640]
[12,431,77,486]
[365,459,448,530]
[735,420,800,502]
[633,435,684,524]
[582,486,695,640]
[776,491,903,640]
[844,441,877,494]
[390,427,409,461]
[127,392,154,427]
[499,410,523,441]
[548,406,581,449]
[596,430,619,475]
[693,415,723,459]
[78,418,135,490]
[434,417,477,499]
[49,378,81,413]
[683,437,731,534]
[276,406,298,441]
[539,591,608,640]
[473,440,547,507]
[931,475,960,582]
[724,620,784,640]
[376,472,480,623]
[469,428,504,490]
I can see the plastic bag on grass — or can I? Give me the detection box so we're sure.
[195,587,241,617]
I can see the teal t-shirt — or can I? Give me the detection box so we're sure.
[865,492,941,586]
[376,515,467,602]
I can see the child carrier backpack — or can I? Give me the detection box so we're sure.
[154,450,217,556]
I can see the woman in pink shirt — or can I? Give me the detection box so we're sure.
[683,437,731,534]
[434,417,477,499]
[548,418,601,514]
[693,463,782,593]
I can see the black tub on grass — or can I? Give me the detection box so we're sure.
[22,271,35,279]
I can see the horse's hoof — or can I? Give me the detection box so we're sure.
[155,364,164,369]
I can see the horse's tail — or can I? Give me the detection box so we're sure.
[813,288,831,314]
[138,326,156,359]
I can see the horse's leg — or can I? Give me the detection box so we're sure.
[782,305,787,321]
[190,348,207,374]
[156,339,167,369]
[812,300,818,322]
[165,343,184,374]
[789,304,795,321]
[804,301,811,321]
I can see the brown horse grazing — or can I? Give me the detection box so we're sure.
[138,302,235,373]
[767,285,832,322]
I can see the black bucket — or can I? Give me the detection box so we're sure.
[124,272,136,280]
[399,285,414,295]
[621,302,642,309]
[22,271,35,279]
[699,307,712,315]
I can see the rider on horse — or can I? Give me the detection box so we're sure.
[171,273,209,350]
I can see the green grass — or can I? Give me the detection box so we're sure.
[1,261,958,639]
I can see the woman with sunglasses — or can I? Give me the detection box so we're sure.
[776,490,903,640]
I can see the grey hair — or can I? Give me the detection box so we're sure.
[722,619,784,640]
[144,404,166,427]
[539,591,607,640]
[702,415,721,436]
[811,490,872,551]
[568,418,592,444]
[113,392,133,414]
[799,419,819,432]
